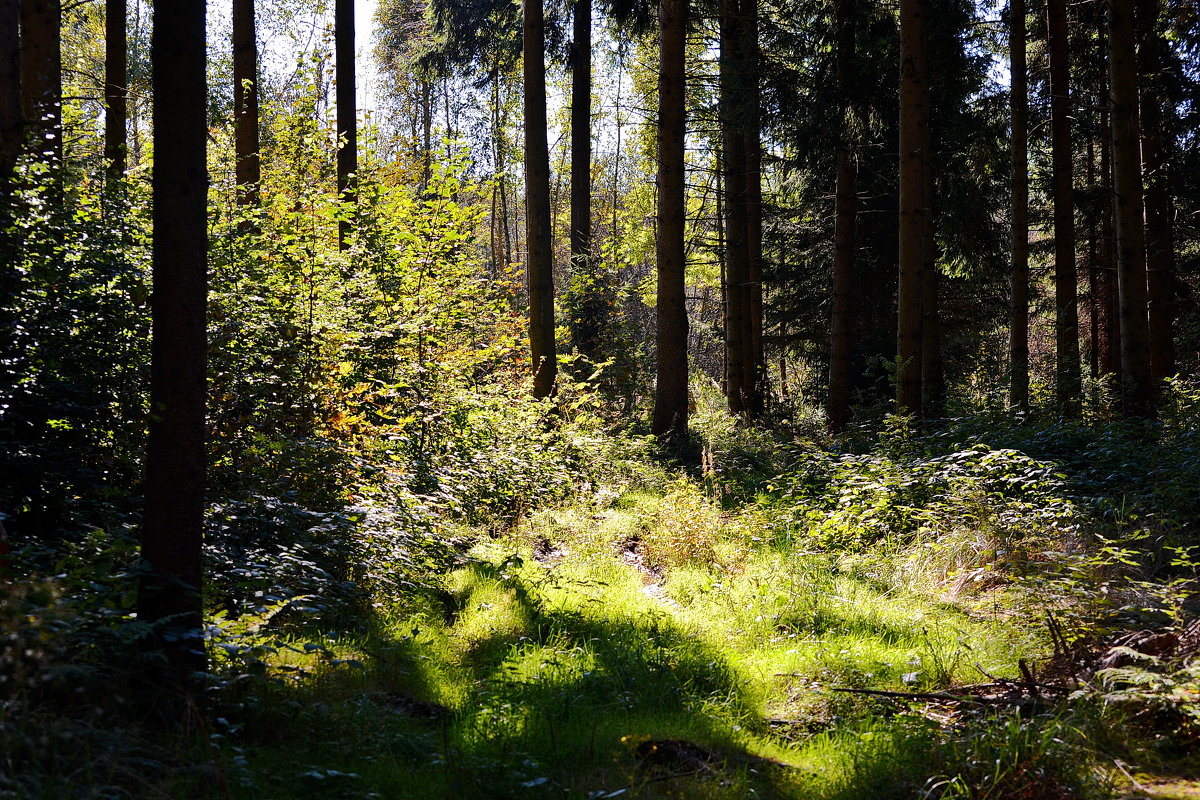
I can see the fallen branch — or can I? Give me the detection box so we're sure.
[827,687,989,705]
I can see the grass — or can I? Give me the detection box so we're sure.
[194,485,1096,800]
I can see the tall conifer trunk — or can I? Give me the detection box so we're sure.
[233,0,260,208]
[896,0,927,418]
[105,0,127,183]
[1009,0,1029,410]
[1047,0,1080,413]
[827,0,858,431]
[570,0,593,348]
[0,0,20,187]
[743,0,764,417]
[1099,92,1121,380]
[140,0,208,679]
[1137,0,1175,384]
[720,0,748,416]
[652,0,689,439]
[1108,0,1153,413]
[20,0,61,165]
[525,0,556,398]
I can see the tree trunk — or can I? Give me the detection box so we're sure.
[139,0,208,679]
[0,0,20,186]
[1137,0,1175,384]
[743,0,764,417]
[652,0,688,439]
[335,0,356,250]
[1086,135,1099,383]
[105,0,127,183]
[525,0,556,398]
[827,0,856,431]
[1008,0,1029,410]
[1047,0,1079,413]
[233,0,260,208]
[570,0,593,331]
[20,0,61,164]
[720,0,748,416]
[896,0,926,418]
[920,152,943,416]
[1108,0,1152,413]
[1098,50,1120,382]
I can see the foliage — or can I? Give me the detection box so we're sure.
[0,155,150,539]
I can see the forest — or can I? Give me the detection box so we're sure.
[1,0,1199,795]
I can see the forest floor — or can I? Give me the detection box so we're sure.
[202,486,1197,800]
[5,404,1200,799]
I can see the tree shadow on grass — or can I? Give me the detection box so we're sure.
[231,560,806,799]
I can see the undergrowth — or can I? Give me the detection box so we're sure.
[4,383,1200,798]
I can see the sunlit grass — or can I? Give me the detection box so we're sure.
[220,483,1107,799]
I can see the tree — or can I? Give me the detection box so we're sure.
[336,0,357,249]
[0,0,19,185]
[827,0,857,431]
[1137,0,1175,384]
[1008,0,1029,410]
[525,0,556,398]
[105,0,127,183]
[719,0,764,419]
[720,0,749,416]
[1046,0,1079,412]
[896,0,927,417]
[652,0,688,439]
[139,0,208,677]
[20,0,61,164]
[1108,0,1152,412]
[742,0,764,418]
[570,0,593,307]
[233,0,260,208]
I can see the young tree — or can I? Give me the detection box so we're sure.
[1108,0,1152,412]
[105,0,127,183]
[896,0,927,417]
[336,0,357,248]
[652,0,688,439]
[1008,0,1029,410]
[233,0,261,208]
[139,0,208,678]
[525,0,556,397]
[1046,0,1079,412]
